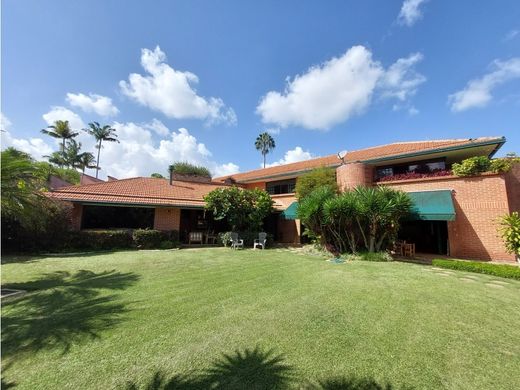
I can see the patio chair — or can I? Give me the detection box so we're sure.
[230,232,244,250]
[205,230,217,244]
[188,232,203,245]
[253,232,267,250]
[403,243,415,258]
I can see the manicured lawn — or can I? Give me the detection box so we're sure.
[2,248,520,389]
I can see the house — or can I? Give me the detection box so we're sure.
[49,136,520,262]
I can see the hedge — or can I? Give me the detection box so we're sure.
[68,230,134,251]
[432,259,520,280]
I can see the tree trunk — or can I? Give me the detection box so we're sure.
[263,153,266,168]
[96,140,102,178]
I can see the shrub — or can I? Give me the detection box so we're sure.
[432,259,520,280]
[159,240,178,249]
[377,170,452,182]
[489,158,514,173]
[451,156,491,176]
[499,212,520,258]
[169,162,211,178]
[132,229,166,249]
[69,229,134,251]
[295,167,338,201]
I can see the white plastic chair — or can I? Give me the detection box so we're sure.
[230,232,244,250]
[253,232,267,250]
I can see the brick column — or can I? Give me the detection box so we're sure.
[336,162,374,191]
[154,207,181,231]
[71,203,83,231]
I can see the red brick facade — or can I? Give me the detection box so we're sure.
[337,163,374,191]
[71,203,83,231]
[153,207,181,231]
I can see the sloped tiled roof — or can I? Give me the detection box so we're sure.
[215,137,504,183]
[49,177,231,207]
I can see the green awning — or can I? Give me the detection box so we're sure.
[281,201,298,220]
[407,190,455,221]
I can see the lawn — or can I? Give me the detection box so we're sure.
[2,248,520,389]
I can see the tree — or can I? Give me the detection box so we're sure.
[84,122,119,178]
[323,191,359,253]
[77,151,97,173]
[151,173,165,179]
[204,187,274,231]
[295,167,339,200]
[296,186,336,245]
[255,132,275,168]
[41,120,79,154]
[168,162,211,177]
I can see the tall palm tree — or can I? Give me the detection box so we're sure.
[255,132,276,168]
[84,122,119,178]
[77,152,97,173]
[41,120,79,154]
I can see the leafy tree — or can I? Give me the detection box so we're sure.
[41,120,79,154]
[296,186,336,245]
[151,173,165,179]
[255,132,276,168]
[323,191,359,253]
[500,212,520,260]
[295,166,339,200]
[34,161,81,185]
[169,162,211,177]
[84,122,119,178]
[204,187,273,231]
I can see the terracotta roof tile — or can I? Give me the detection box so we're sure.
[215,137,503,182]
[49,177,231,207]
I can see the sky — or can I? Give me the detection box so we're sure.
[1,0,520,179]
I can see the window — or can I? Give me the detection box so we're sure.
[376,159,446,179]
[266,179,296,195]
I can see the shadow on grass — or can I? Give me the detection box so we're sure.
[125,348,412,390]
[1,250,134,264]
[125,346,293,390]
[2,270,139,357]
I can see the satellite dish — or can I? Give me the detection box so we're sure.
[337,150,348,164]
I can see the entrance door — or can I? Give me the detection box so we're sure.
[399,220,448,255]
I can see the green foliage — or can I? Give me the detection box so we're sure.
[295,167,338,200]
[451,156,491,176]
[150,173,165,179]
[345,251,393,262]
[204,187,274,231]
[489,157,520,173]
[41,120,79,153]
[255,132,276,168]
[499,212,520,256]
[34,161,81,185]
[299,185,411,253]
[218,231,274,247]
[159,240,178,249]
[168,162,211,177]
[70,230,134,251]
[84,122,119,178]
[132,229,167,249]
[432,259,520,280]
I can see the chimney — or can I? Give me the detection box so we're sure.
[169,170,173,185]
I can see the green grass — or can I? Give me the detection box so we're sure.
[432,258,520,280]
[2,248,520,389]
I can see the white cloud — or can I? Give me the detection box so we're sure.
[408,106,419,116]
[120,46,236,125]
[42,106,86,130]
[256,46,425,130]
[266,127,280,135]
[1,130,54,160]
[66,92,119,117]
[97,122,239,178]
[143,118,170,136]
[448,58,520,112]
[504,29,519,41]
[1,112,13,131]
[378,53,426,101]
[398,0,429,27]
[265,146,313,167]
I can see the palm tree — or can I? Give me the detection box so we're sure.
[255,132,276,168]
[77,152,97,173]
[84,122,119,178]
[41,120,79,154]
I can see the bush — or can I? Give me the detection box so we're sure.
[69,229,134,251]
[346,252,393,262]
[451,156,491,176]
[432,259,520,280]
[169,162,211,178]
[159,240,178,249]
[489,158,514,174]
[132,229,167,249]
[218,231,274,248]
[499,212,520,258]
[295,167,338,200]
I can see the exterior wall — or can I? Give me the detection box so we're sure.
[244,182,266,190]
[71,203,83,231]
[505,163,520,213]
[381,173,515,262]
[154,207,181,231]
[336,163,374,190]
[277,218,301,244]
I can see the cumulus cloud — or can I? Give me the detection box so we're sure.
[448,58,520,112]
[66,92,119,116]
[120,46,236,125]
[90,121,239,178]
[42,106,86,130]
[504,29,519,41]
[265,146,313,167]
[398,0,429,27]
[1,114,54,159]
[1,112,12,131]
[256,46,425,130]
[378,53,426,101]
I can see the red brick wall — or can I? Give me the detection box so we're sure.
[71,203,83,231]
[336,163,374,191]
[154,207,181,231]
[381,174,515,262]
[505,163,520,213]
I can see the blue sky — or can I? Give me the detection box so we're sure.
[2,0,519,178]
